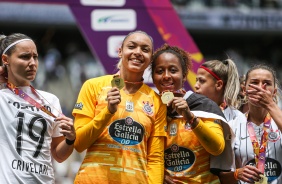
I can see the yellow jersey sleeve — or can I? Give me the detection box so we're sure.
[150,94,167,137]
[72,76,114,152]
[192,118,225,156]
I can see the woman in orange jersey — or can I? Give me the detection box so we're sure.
[151,43,229,184]
[72,31,167,184]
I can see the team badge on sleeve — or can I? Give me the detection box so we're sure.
[74,102,83,110]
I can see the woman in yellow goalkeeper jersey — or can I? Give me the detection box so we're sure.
[151,43,230,184]
[72,30,167,184]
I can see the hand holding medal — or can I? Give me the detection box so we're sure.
[106,75,122,114]
[234,166,264,183]
[56,116,76,145]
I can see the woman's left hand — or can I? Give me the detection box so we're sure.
[56,116,76,141]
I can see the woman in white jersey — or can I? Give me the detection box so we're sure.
[220,64,282,184]
[194,59,246,181]
[0,33,75,184]
[195,59,245,122]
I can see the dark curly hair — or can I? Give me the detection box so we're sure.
[150,43,192,79]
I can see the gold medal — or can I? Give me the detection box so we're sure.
[161,91,174,104]
[111,75,124,90]
[255,174,268,184]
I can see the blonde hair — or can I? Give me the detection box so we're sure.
[202,59,241,108]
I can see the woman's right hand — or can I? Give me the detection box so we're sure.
[107,87,121,114]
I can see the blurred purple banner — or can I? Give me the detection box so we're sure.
[4,0,204,89]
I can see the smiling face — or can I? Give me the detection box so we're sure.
[3,40,38,86]
[118,32,153,74]
[152,52,184,93]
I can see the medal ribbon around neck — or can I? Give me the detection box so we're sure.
[246,112,271,173]
[160,88,186,96]
[6,82,57,118]
[219,100,227,111]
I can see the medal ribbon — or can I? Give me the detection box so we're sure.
[6,82,57,118]
[219,100,227,111]
[160,88,186,96]
[246,113,271,173]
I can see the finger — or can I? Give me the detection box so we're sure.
[246,89,260,95]
[108,99,121,106]
[173,98,186,106]
[164,177,175,184]
[59,123,71,130]
[60,130,75,139]
[110,87,120,92]
[248,84,262,91]
[56,118,73,126]
[55,116,68,121]
[262,83,267,90]
[248,97,260,103]
[167,97,176,107]
[107,94,121,102]
[108,87,120,94]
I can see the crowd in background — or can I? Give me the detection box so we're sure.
[1,1,282,183]
[171,0,282,8]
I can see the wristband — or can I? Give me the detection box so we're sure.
[187,113,197,125]
[234,169,239,180]
[65,138,75,145]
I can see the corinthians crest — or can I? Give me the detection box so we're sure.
[268,129,280,142]
[142,101,153,116]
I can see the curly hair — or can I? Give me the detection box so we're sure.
[151,43,192,79]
